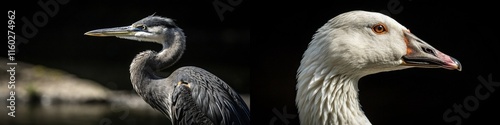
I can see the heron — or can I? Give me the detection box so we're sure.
[296,11,462,125]
[84,15,250,125]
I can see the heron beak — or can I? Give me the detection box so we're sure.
[84,26,136,37]
[400,30,462,71]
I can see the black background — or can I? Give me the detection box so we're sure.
[252,0,500,125]
[4,0,500,125]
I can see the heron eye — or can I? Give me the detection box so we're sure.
[135,25,147,30]
[372,23,387,34]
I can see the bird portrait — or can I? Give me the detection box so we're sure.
[296,10,461,125]
[85,16,250,125]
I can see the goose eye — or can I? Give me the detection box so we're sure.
[372,23,387,34]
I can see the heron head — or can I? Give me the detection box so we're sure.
[310,11,461,76]
[85,16,181,44]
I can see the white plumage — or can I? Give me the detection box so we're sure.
[296,10,461,125]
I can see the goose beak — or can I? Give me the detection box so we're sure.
[401,30,462,71]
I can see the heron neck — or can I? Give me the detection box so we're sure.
[129,29,185,95]
[297,69,371,125]
[155,29,186,70]
[129,56,172,119]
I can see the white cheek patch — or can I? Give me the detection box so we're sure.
[134,32,155,38]
[116,32,158,42]
[117,36,142,41]
[133,32,164,43]
[147,26,163,33]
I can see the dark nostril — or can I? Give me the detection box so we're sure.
[421,47,436,56]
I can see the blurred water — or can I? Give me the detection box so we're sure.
[0,104,171,125]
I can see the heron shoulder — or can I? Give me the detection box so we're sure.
[169,66,251,125]
[171,83,215,125]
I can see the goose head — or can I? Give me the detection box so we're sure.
[308,10,461,77]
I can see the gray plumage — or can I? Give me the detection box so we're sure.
[172,81,214,125]
[85,16,250,125]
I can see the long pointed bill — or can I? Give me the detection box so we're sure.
[84,26,135,37]
[401,30,462,71]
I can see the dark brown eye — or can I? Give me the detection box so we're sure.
[372,23,387,34]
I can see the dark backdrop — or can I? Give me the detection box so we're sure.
[252,0,500,125]
[4,0,500,125]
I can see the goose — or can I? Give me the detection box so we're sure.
[296,10,462,125]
